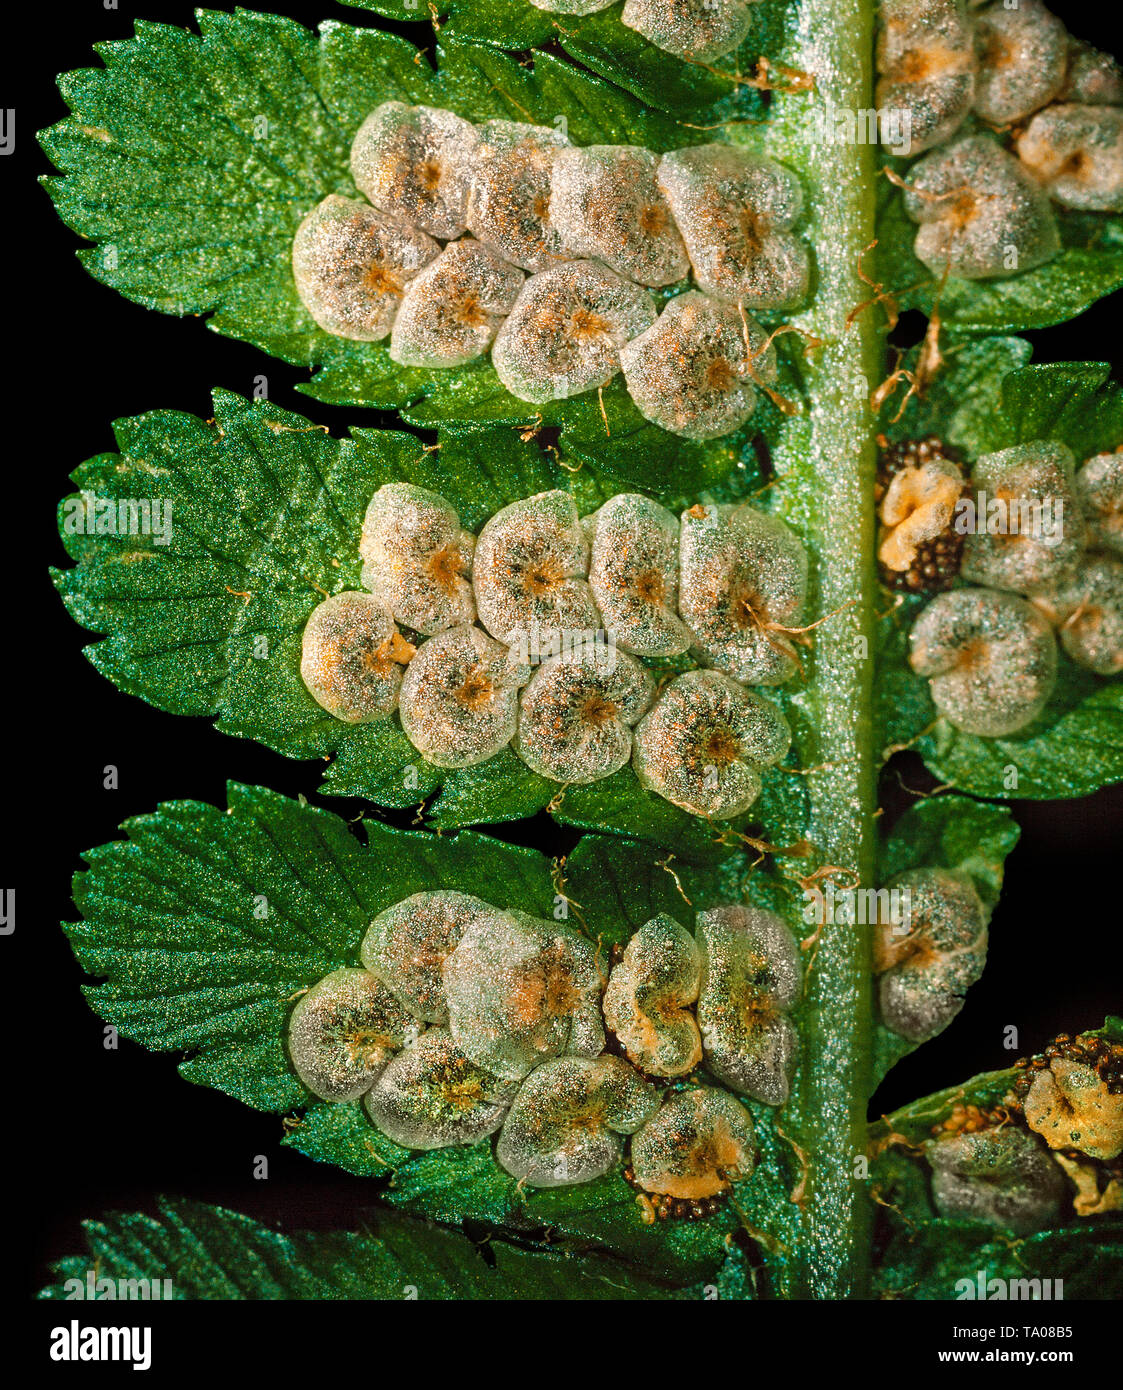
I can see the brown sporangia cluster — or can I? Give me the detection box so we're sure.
[302,482,805,820]
[914,1031,1123,1236]
[293,101,812,438]
[289,893,799,1215]
[880,1,1122,280]
[892,435,1123,736]
[876,435,967,593]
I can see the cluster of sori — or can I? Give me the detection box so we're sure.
[287,892,802,1210]
[923,1033,1123,1234]
[301,483,807,819]
[880,0,1122,279]
[292,101,811,438]
[530,0,759,64]
[876,438,1122,736]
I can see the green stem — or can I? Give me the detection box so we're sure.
[758,0,882,1298]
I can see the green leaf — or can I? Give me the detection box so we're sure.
[877,163,1123,334]
[995,362,1123,460]
[38,1196,704,1300]
[343,0,795,123]
[39,9,765,488]
[64,782,555,1112]
[916,667,1123,802]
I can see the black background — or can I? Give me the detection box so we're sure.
[9,0,1123,1304]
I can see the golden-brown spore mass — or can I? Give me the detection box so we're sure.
[657,143,809,309]
[910,587,1058,736]
[695,904,802,1106]
[621,0,756,63]
[361,890,502,1024]
[678,502,808,685]
[960,441,1084,595]
[364,1028,520,1150]
[603,914,703,1077]
[972,0,1069,126]
[287,967,414,1102]
[350,102,478,240]
[903,136,1060,280]
[927,1127,1069,1235]
[630,1087,756,1199]
[632,669,791,820]
[875,0,976,154]
[548,145,690,287]
[492,261,656,403]
[1016,104,1123,213]
[585,493,693,656]
[1032,554,1123,676]
[390,238,525,368]
[465,119,574,272]
[514,649,655,784]
[398,625,532,768]
[360,483,476,636]
[495,1054,659,1187]
[1075,450,1123,556]
[443,910,606,1081]
[1023,1055,1123,1161]
[299,591,407,724]
[877,442,966,586]
[620,291,776,440]
[472,490,600,648]
[873,867,989,1043]
[292,195,439,341]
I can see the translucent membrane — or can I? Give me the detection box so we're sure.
[657,144,809,309]
[351,102,478,240]
[492,261,656,403]
[292,195,438,341]
[678,502,808,684]
[514,649,655,784]
[620,291,776,440]
[472,490,600,648]
[364,1028,520,1150]
[875,0,976,154]
[960,441,1084,595]
[621,0,755,64]
[903,136,1059,281]
[1016,104,1123,213]
[287,967,414,1102]
[300,591,405,724]
[1033,554,1123,676]
[695,904,802,1105]
[466,120,574,272]
[873,867,988,1043]
[443,910,606,1081]
[972,0,1068,126]
[630,1087,756,1198]
[909,587,1058,737]
[549,145,689,287]
[361,890,502,1024]
[585,493,692,656]
[399,625,531,768]
[359,483,476,636]
[1060,39,1123,106]
[602,914,703,1077]
[496,1054,658,1187]
[1075,450,1123,556]
[390,239,525,368]
[1023,1058,1123,1161]
[632,669,791,820]
[927,1128,1068,1236]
